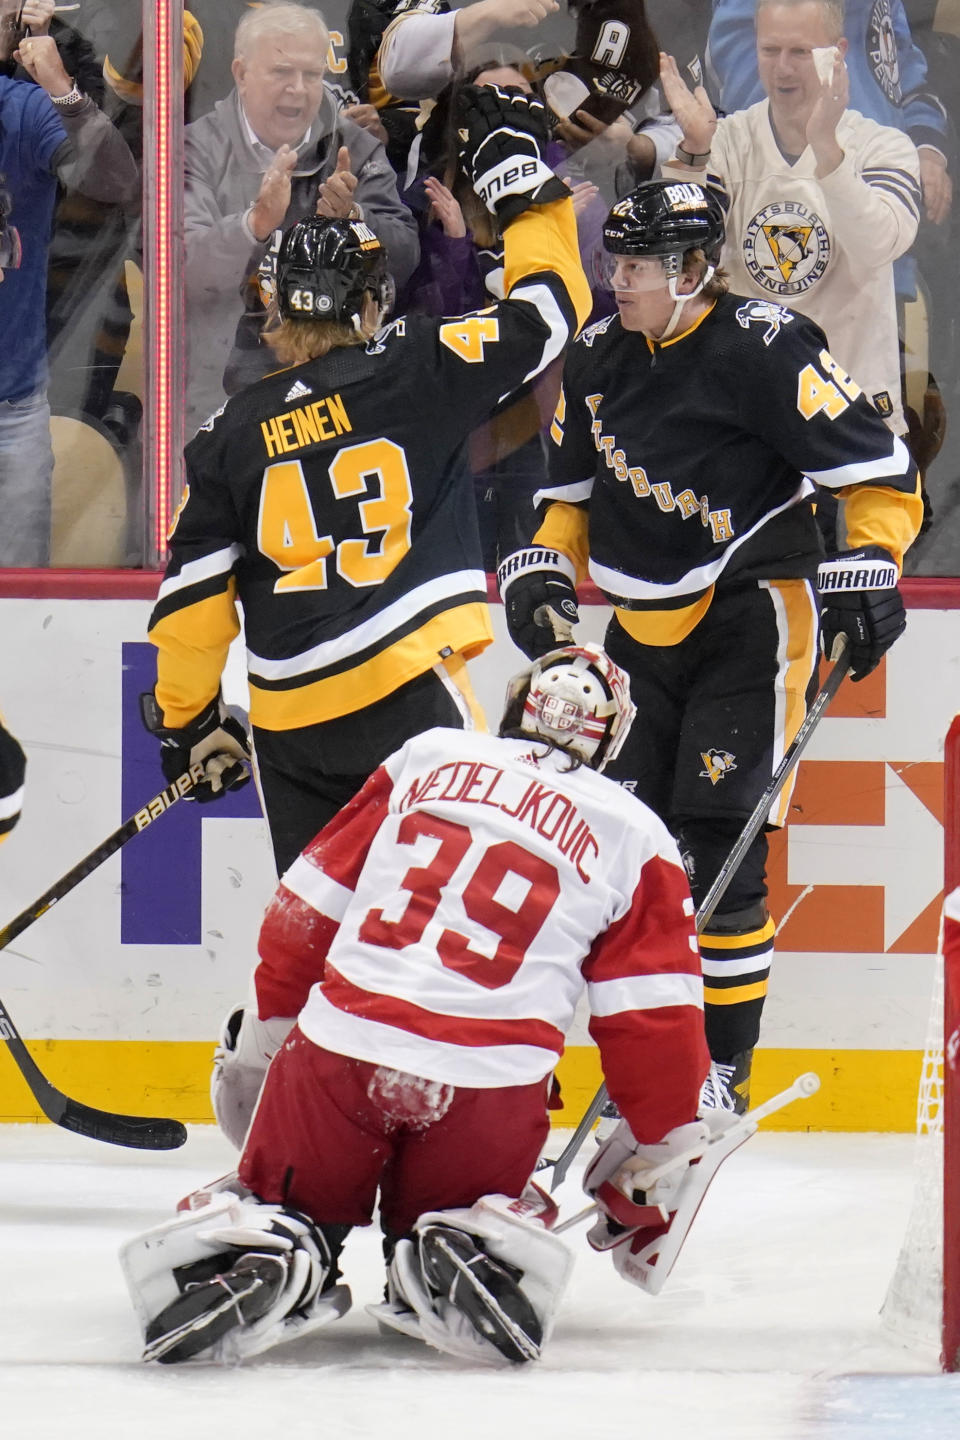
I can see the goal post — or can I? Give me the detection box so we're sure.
[942,717,960,1370]
[882,714,960,1370]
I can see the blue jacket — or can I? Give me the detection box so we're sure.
[0,77,65,402]
[707,0,948,151]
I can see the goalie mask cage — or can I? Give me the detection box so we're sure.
[881,714,960,1370]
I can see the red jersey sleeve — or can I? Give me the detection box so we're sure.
[583,849,709,1142]
[255,764,393,1019]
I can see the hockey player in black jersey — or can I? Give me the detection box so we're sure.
[0,711,26,844]
[143,82,589,878]
[142,84,590,1144]
[498,179,923,1114]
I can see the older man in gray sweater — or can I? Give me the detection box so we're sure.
[184,1,418,435]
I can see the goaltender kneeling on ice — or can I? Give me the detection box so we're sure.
[120,644,750,1367]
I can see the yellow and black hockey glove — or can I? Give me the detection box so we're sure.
[817,546,906,681]
[455,84,568,226]
[141,692,251,804]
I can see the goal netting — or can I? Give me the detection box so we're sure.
[881,715,960,1370]
[880,920,944,1353]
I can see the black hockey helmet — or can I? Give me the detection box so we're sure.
[603,180,725,268]
[275,215,394,330]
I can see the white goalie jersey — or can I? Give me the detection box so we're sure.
[665,101,921,433]
[255,727,709,1143]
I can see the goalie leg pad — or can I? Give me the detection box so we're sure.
[368,1190,573,1365]
[120,1194,351,1364]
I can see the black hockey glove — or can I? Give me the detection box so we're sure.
[455,83,568,226]
[0,716,26,839]
[497,547,580,659]
[141,692,252,803]
[817,546,906,682]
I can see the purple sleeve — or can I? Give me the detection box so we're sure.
[404,226,487,316]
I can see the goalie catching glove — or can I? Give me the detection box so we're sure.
[455,83,569,225]
[210,1006,295,1149]
[497,547,580,659]
[141,691,251,803]
[817,545,906,682]
[582,1111,744,1293]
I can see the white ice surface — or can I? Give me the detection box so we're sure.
[2,1124,958,1440]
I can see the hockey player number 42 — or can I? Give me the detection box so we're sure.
[358,811,561,989]
[258,437,414,592]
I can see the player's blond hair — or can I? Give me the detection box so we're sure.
[755,0,845,41]
[234,2,330,61]
[264,316,372,365]
[683,249,729,300]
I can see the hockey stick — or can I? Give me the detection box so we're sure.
[0,994,187,1149]
[546,643,851,1190]
[0,764,207,1150]
[0,762,206,956]
[552,1071,821,1236]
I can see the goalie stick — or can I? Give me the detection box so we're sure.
[553,1071,821,1237]
[0,764,208,1150]
[546,644,851,1190]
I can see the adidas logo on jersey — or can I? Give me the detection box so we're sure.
[284,380,313,402]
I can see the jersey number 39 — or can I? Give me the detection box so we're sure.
[359,812,561,990]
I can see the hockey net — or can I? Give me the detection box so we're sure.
[881,716,960,1370]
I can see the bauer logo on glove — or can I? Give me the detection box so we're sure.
[455,84,568,225]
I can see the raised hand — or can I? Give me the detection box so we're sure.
[659,51,716,158]
[316,145,359,219]
[805,51,848,175]
[249,145,297,241]
[423,175,467,238]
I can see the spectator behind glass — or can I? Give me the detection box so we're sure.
[708,0,952,226]
[661,0,921,458]
[2,1,145,463]
[183,0,418,436]
[0,24,139,566]
[706,0,952,534]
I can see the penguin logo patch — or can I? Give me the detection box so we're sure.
[735,299,794,346]
[867,0,902,106]
[743,201,831,295]
[700,749,737,785]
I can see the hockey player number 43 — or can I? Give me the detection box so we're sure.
[358,811,561,989]
[258,437,414,592]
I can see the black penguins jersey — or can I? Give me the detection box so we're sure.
[149,202,591,731]
[538,292,921,638]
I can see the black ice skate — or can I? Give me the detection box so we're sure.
[700,1050,753,1115]
[143,1250,289,1363]
[419,1225,543,1363]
